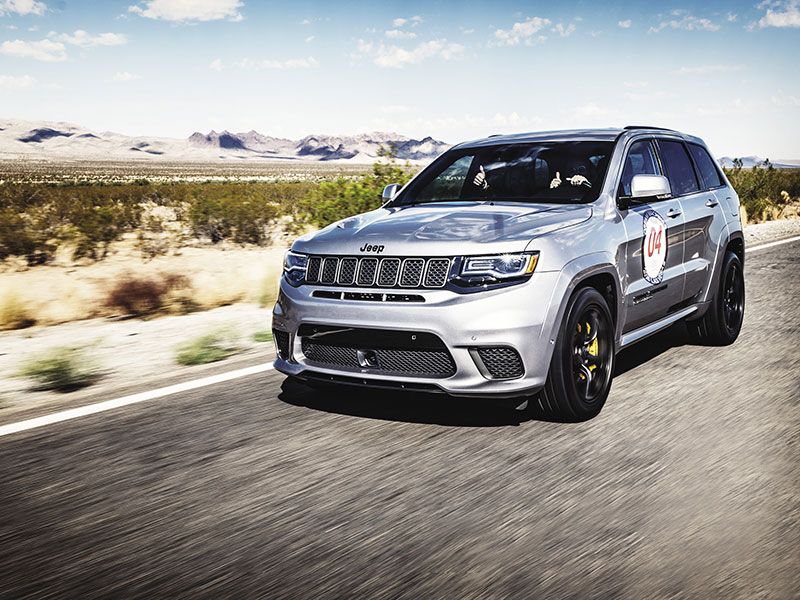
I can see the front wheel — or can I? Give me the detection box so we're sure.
[537,287,615,422]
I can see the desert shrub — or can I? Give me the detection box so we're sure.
[175,328,240,365]
[0,291,36,330]
[104,273,189,316]
[298,158,416,228]
[18,346,100,392]
[252,330,273,343]
[723,165,800,222]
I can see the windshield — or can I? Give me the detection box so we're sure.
[396,141,614,205]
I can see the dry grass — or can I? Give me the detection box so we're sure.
[0,291,36,330]
[0,240,285,326]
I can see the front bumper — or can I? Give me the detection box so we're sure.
[271,272,563,397]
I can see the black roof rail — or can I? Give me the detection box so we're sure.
[623,125,674,131]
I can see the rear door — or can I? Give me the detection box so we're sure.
[656,139,721,303]
[617,138,687,333]
[682,142,729,300]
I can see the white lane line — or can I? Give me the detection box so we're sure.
[0,363,274,439]
[746,235,800,253]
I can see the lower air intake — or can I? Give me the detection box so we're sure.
[273,329,291,359]
[475,347,524,379]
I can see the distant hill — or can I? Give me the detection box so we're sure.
[0,119,450,163]
[718,156,800,169]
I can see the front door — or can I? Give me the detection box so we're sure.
[617,139,687,333]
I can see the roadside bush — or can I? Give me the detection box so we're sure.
[298,157,416,228]
[175,328,241,365]
[18,346,100,392]
[0,291,36,330]
[104,273,189,316]
[724,165,800,222]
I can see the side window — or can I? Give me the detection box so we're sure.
[415,155,472,201]
[688,143,723,189]
[658,140,700,196]
[619,139,660,197]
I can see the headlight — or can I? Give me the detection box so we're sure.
[283,250,308,286]
[456,251,538,286]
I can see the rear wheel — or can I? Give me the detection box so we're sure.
[537,287,615,422]
[688,250,744,346]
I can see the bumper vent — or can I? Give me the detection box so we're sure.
[297,325,456,378]
[273,329,291,359]
[474,347,524,380]
[304,255,452,289]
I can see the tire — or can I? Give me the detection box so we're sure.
[537,287,615,422]
[687,250,744,346]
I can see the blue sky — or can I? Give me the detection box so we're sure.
[0,0,799,157]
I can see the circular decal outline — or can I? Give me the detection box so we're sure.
[641,209,667,285]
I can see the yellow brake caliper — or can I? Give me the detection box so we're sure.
[585,322,599,375]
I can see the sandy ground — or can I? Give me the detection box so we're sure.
[1,218,798,418]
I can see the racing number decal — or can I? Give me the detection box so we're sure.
[642,210,667,284]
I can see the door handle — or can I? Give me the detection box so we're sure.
[666,208,682,218]
[705,199,719,208]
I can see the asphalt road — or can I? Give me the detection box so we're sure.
[1,241,798,599]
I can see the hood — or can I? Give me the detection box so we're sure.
[293,201,593,256]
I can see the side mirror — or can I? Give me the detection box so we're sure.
[382,183,400,203]
[631,174,671,200]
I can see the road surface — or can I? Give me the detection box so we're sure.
[1,240,798,599]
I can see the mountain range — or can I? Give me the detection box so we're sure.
[0,119,450,163]
[717,156,800,169]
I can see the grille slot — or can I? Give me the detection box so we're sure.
[357,258,378,286]
[400,258,425,287]
[424,259,451,288]
[338,257,358,285]
[474,347,524,380]
[306,257,321,283]
[321,257,339,283]
[378,258,401,287]
[273,329,291,360]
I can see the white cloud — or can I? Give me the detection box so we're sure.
[727,12,738,22]
[232,56,319,70]
[0,38,65,61]
[49,30,127,48]
[0,73,35,89]
[0,0,47,17]
[771,92,800,106]
[391,15,422,28]
[299,18,311,25]
[461,27,475,34]
[492,16,551,46]
[113,71,140,81]
[129,0,243,22]
[304,35,314,43]
[618,19,632,28]
[674,64,744,75]
[5,24,17,29]
[356,38,464,68]
[756,0,800,28]
[552,22,576,37]
[209,57,223,70]
[649,13,720,33]
[385,29,416,39]
[623,80,648,88]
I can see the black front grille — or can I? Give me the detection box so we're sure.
[298,325,455,378]
[475,347,524,379]
[273,329,291,359]
[303,255,453,289]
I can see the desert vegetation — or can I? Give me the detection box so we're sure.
[18,346,100,392]
[175,327,242,366]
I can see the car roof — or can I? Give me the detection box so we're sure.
[453,126,705,149]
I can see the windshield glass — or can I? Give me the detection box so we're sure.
[396,141,614,205]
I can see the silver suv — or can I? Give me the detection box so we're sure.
[272,127,745,420]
